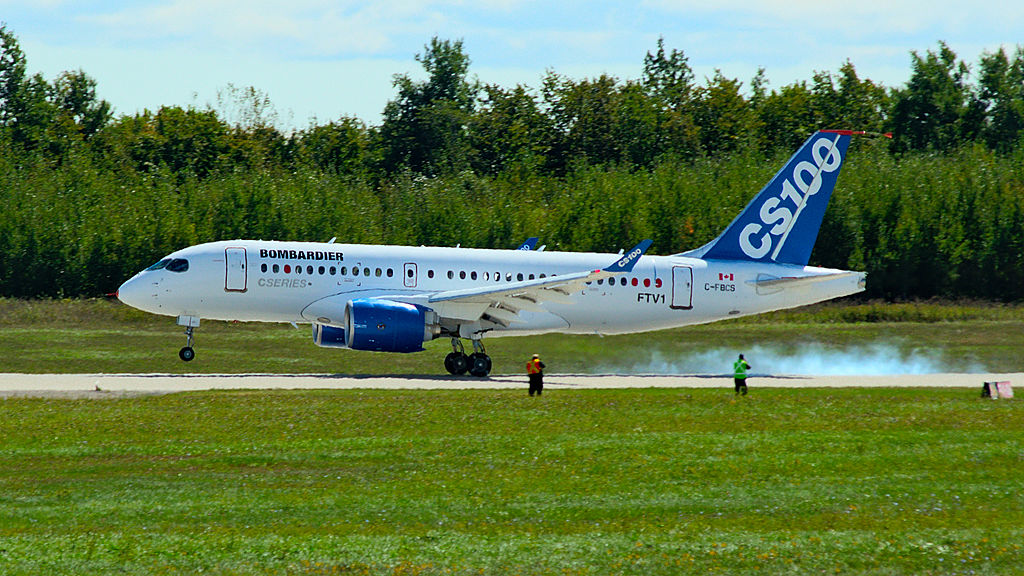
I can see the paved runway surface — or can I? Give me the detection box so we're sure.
[0,372,1019,397]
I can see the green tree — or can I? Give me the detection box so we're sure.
[832,61,889,133]
[643,38,693,110]
[755,81,817,151]
[891,42,975,152]
[542,73,670,169]
[297,116,374,175]
[95,106,231,177]
[469,84,551,175]
[50,69,111,140]
[641,37,700,158]
[542,72,622,169]
[693,71,756,155]
[380,37,478,175]
[975,46,1024,152]
[0,22,27,128]
[0,24,57,152]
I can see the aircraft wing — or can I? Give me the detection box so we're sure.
[402,240,653,326]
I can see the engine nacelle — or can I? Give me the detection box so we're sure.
[312,323,349,349]
[344,299,440,353]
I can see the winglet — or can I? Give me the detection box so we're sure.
[517,237,539,251]
[604,239,653,273]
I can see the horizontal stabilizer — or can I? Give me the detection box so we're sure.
[749,271,866,296]
[752,271,863,288]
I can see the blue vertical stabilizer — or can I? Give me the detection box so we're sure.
[685,130,853,266]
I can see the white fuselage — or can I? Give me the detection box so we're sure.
[117,239,865,336]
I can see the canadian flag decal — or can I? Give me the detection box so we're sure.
[719,273,734,281]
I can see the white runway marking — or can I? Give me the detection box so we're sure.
[0,373,1018,398]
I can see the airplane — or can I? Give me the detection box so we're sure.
[117,130,867,377]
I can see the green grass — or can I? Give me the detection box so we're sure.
[1,298,1023,374]
[0,388,1021,574]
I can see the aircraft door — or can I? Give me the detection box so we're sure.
[225,247,247,292]
[403,262,417,288]
[671,266,692,309]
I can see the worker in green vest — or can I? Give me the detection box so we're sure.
[733,354,751,396]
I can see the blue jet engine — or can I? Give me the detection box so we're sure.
[313,299,440,353]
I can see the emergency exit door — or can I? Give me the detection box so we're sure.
[225,247,247,292]
[671,266,692,309]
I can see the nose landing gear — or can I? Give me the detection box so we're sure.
[179,326,196,361]
[177,315,200,362]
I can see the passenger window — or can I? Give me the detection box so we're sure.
[330,267,336,275]
[540,274,546,279]
[448,271,454,280]
[273,264,280,273]
[495,271,500,282]
[428,270,435,279]
[166,259,189,273]
[529,274,535,280]
[484,272,490,281]
[363,267,370,276]
[407,268,414,278]
[459,271,466,280]
[375,268,382,277]
[517,273,524,281]
[340,266,347,275]
[387,268,394,278]
[295,266,302,275]
[261,263,268,273]
[284,264,291,273]
[505,273,512,282]
[471,271,477,280]
[597,279,604,285]
[621,277,627,286]
[318,266,325,275]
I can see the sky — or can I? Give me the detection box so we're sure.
[2,1,1022,130]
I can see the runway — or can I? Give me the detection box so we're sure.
[0,372,1018,398]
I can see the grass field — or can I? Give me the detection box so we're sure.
[2,298,1024,375]
[0,388,1021,575]
[1,299,1023,574]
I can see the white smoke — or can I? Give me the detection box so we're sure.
[600,343,985,376]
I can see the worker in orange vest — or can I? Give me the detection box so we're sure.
[526,353,546,396]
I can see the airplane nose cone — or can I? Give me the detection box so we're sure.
[117,275,152,311]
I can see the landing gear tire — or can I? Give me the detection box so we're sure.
[178,323,197,362]
[444,352,469,375]
[468,353,492,377]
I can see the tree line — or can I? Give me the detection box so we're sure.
[2,25,1024,301]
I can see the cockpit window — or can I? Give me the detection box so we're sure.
[166,258,189,273]
[145,259,171,271]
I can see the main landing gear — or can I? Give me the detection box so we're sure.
[444,337,492,377]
